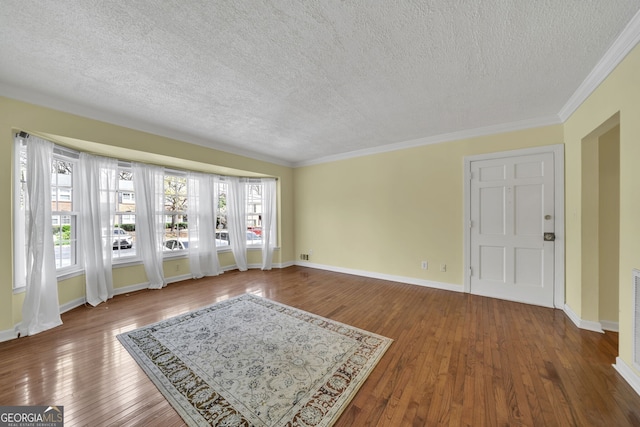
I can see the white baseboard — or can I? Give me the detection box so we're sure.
[3,262,408,343]
[563,304,605,333]
[0,297,90,343]
[294,261,463,293]
[613,357,640,397]
[165,274,192,284]
[60,297,87,314]
[600,320,619,332]
[219,262,295,271]
[276,260,296,268]
[58,282,155,315]
[0,328,18,342]
[113,281,151,295]
[1,265,300,343]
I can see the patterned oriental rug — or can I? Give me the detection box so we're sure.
[117,294,392,426]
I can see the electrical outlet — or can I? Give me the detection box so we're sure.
[421,261,428,270]
[440,263,447,272]
[176,264,180,272]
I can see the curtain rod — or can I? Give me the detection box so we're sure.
[14,131,278,180]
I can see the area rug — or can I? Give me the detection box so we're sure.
[117,293,392,426]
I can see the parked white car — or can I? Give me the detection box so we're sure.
[164,238,229,250]
[164,231,262,251]
[164,239,188,251]
[112,227,133,249]
[246,230,262,245]
[215,230,262,246]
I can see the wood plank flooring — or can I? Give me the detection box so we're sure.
[1,266,639,426]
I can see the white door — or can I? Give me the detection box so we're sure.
[469,152,555,307]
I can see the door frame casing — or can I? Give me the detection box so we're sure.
[463,144,565,308]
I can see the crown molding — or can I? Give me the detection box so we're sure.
[4,8,639,168]
[0,84,293,168]
[558,8,640,122]
[5,81,559,169]
[294,115,562,167]
[297,9,640,168]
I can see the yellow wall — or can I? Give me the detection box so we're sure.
[598,126,620,324]
[294,42,640,376]
[3,42,640,380]
[294,125,564,285]
[0,96,295,332]
[565,43,640,371]
[577,121,621,325]
[581,129,601,321]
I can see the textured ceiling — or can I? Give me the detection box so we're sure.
[1,1,640,166]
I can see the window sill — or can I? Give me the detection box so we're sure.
[161,246,268,257]
[35,246,279,288]
[113,258,144,268]
[56,267,85,282]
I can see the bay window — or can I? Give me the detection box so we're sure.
[14,133,278,288]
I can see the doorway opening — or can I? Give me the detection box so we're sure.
[581,112,621,333]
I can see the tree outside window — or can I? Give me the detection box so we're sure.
[164,174,188,246]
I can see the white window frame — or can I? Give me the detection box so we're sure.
[13,136,27,291]
[162,170,189,256]
[112,164,138,262]
[215,180,230,250]
[13,135,278,283]
[245,182,263,247]
[51,151,81,275]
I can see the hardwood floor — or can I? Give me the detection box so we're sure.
[1,266,639,426]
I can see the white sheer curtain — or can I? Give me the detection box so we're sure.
[13,135,27,290]
[18,136,62,336]
[133,162,166,289]
[261,178,277,270]
[226,177,247,271]
[78,153,117,306]
[187,172,221,278]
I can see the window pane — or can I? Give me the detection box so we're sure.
[246,183,263,245]
[14,138,27,289]
[53,214,76,268]
[113,215,135,255]
[17,141,27,210]
[215,181,229,246]
[114,169,136,258]
[51,155,77,270]
[163,174,188,250]
[51,159,73,212]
